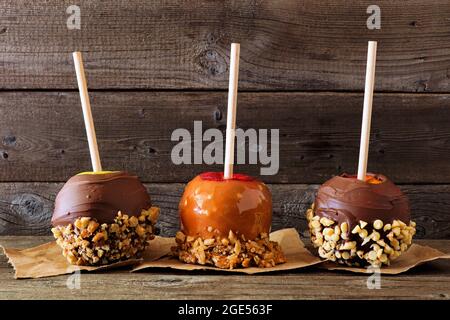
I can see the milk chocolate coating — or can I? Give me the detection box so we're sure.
[314,173,410,230]
[52,171,151,226]
[179,172,272,239]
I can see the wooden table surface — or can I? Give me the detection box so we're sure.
[1,236,449,300]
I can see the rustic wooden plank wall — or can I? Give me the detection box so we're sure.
[1,183,449,238]
[2,92,450,183]
[0,1,449,238]
[1,0,450,91]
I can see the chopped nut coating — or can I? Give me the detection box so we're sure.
[52,207,159,266]
[306,205,416,268]
[173,231,286,269]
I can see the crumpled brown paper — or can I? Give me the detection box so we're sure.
[0,237,170,279]
[132,228,323,274]
[319,244,450,274]
[2,229,449,278]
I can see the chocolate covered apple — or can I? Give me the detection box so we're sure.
[52,53,159,266]
[306,173,416,267]
[51,171,159,266]
[173,172,286,269]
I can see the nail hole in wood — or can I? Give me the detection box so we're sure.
[214,109,222,121]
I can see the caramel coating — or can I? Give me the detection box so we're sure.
[179,172,272,239]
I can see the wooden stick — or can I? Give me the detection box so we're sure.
[72,52,103,172]
[224,43,240,179]
[357,41,377,181]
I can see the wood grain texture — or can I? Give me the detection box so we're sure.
[0,182,449,238]
[0,0,450,91]
[1,91,450,183]
[0,237,449,300]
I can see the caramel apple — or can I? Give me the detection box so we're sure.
[306,173,416,267]
[173,172,286,269]
[51,171,159,266]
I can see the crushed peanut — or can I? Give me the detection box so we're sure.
[51,207,160,266]
[306,207,416,267]
[172,230,286,269]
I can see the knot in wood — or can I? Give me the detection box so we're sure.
[197,49,226,76]
[11,194,45,219]
[3,135,16,146]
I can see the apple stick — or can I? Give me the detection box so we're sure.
[357,41,377,181]
[224,43,240,179]
[72,51,103,172]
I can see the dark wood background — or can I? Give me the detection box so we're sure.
[1,0,449,238]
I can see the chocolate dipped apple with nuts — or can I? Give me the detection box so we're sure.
[306,173,416,267]
[51,171,159,266]
[172,172,286,269]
